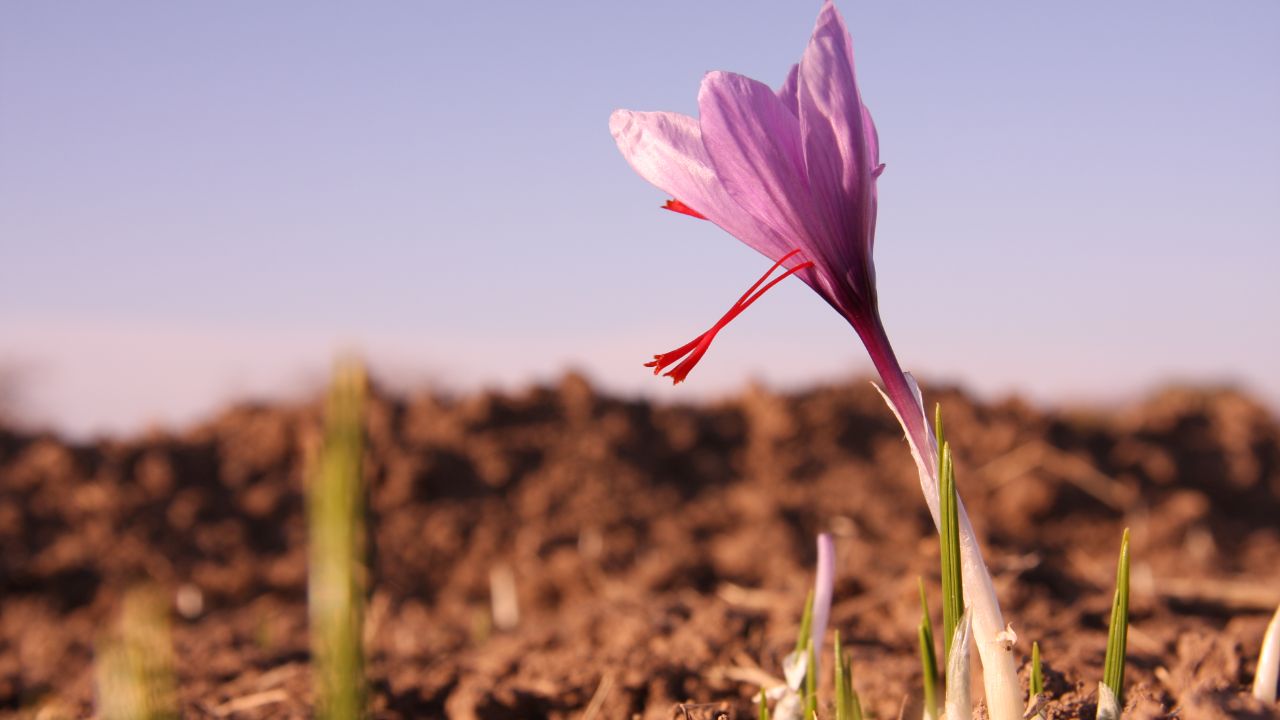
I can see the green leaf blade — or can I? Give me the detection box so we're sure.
[938,435,965,664]
[309,360,369,720]
[1102,528,1131,704]
[918,578,939,720]
[805,637,817,720]
[795,590,815,657]
[1031,640,1044,698]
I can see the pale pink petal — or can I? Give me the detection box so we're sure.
[609,108,793,261]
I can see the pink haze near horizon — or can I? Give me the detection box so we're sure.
[2,1,1278,437]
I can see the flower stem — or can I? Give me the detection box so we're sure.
[857,311,1023,720]
[856,313,933,474]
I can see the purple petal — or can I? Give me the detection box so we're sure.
[862,105,881,174]
[777,63,799,117]
[811,533,835,678]
[799,1,874,201]
[697,71,820,259]
[609,108,794,262]
[796,0,879,297]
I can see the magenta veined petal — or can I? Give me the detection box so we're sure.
[777,64,800,117]
[796,0,879,302]
[697,71,817,253]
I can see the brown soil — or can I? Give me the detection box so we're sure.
[1,375,1278,719]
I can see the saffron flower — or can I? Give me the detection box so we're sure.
[610,1,882,386]
[609,3,1022,718]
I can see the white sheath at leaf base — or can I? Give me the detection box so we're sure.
[1253,603,1280,702]
[875,375,1022,720]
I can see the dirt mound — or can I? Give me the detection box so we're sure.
[1,376,1277,719]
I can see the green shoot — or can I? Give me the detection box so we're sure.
[805,637,818,720]
[794,589,815,657]
[1030,640,1044,698]
[758,688,770,720]
[835,631,848,720]
[934,403,944,471]
[834,632,863,720]
[1102,528,1131,705]
[1026,640,1045,720]
[95,587,178,720]
[308,360,369,720]
[918,579,940,720]
[849,680,864,720]
[939,436,964,663]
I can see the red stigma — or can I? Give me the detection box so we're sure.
[662,199,707,219]
[645,249,814,384]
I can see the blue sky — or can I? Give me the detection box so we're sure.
[2,1,1278,435]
